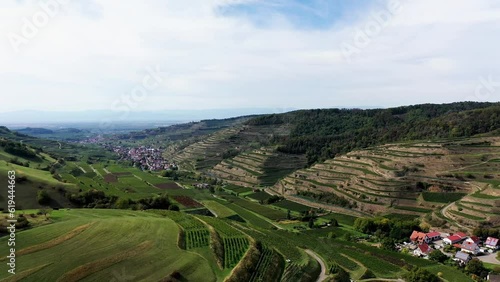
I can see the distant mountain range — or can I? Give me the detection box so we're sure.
[0,108,297,125]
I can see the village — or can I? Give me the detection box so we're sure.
[109,145,177,171]
[400,229,500,279]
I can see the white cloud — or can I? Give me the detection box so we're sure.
[0,0,499,113]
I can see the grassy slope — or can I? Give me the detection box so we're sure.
[0,209,218,282]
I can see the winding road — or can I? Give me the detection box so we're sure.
[441,201,465,229]
[305,249,327,282]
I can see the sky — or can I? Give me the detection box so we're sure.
[1,0,499,115]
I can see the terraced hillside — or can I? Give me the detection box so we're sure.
[210,147,307,187]
[270,137,500,227]
[165,124,291,171]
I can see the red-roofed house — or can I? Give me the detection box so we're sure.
[485,237,499,249]
[414,243,432,257]
[444,233,467,245]
[465,236,480,244]
[426,231,441,241]
[461,241,480,255]
[410,231,429,244]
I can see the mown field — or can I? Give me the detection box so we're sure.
[0,209,218,282]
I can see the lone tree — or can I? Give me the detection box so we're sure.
[38,208,52,220]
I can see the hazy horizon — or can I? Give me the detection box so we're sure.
[2,0,499,115]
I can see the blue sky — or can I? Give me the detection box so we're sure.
[218,0,377,29]
[0,0,499,115]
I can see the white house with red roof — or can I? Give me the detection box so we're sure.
[413,243,432,257]
[485,237,499,249]
[426,231,441,241]
[444,232,467,245]
[410,231,429,244]
[465,236,480,244]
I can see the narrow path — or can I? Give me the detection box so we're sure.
[305,249,328,282]
[441,202,466,229]
[57,142,62,149]
[477,252,500,264]
[77,166,87,174]
[265,188,368,217]
[103,168,111,174]
[89,165,102,178]
[440,181,485,229]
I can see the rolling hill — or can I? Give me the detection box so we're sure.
[268,137,500,229]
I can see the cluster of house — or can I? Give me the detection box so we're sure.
[408,230,499,265]
[194,183,211,189]
[111,146,177,171]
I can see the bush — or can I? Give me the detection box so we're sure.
[465,259,488,278]
[429,250,448,263]
[404,266,440,282]
[37,190,51,205]
[115,198,130,209]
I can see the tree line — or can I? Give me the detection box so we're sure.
[246,102,500,164]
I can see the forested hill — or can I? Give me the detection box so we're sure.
[246,102,500,164]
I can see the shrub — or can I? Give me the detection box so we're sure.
[37,190,51,205]
[403,266,440,282]
[429,250,448,263]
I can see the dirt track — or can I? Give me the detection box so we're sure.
[305,249,327,282]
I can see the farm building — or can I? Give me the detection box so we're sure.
[414,243,432,257]
[426,231,441,241]
[454,251,472,265]
[460,241,480,255]
[444,233,467,245]
[410,231,429,244]
[485,237,499,249]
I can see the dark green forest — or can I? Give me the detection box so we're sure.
[247,102,500,164]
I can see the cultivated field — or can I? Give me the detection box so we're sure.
[0,209,217,281]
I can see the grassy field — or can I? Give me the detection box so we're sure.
[202,200,237,218]
[247,191,273,202]
[225,196,287,221]
[0,209,218,281]
[422,192,467,203]
[272,200,311,213]
[224,184,253,194]
[0,161,70,187]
